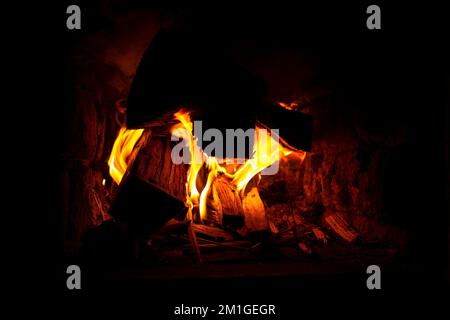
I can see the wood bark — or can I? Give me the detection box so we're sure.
[242,187,269,232]
[131,129,187,201]
[209,176,245,228]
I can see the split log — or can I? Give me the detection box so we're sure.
[109,127,189,235]
[126,31,313,153]
[132,131,188,201]
[242,187,269,232]
[210,177,245,228]
[203,181,223,225]
[256,105,313,151]
[322,209,358,243]
[109,176,185,236]
[191,223,234,241]
[126,30,266,130]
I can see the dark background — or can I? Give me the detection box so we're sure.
[14,0,448,316]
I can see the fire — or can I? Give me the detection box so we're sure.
[108,127,144,185]
[277,101,299,111]
[171,111,204,219]
[229,126,297,191]
[171,109,306,221]
[199,157,220,221]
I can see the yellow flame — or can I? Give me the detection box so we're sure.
[230,126,297,191]
[278,101,299,110]
[108,127,144,185]
[171,109,306,222]
[199,158,221,220]
[171,110,204,219]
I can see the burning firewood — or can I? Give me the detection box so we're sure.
[242,187,269,232]
[107,105,309,254]
[109,176,185,236]
[132,131,188,201]
[211,177,245,228]
[257,105,313,152]
[109,126,189,235]
[322,209,358,243]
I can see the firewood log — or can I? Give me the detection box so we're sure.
[242,187,269,232]
[256,105,313,151]
[210,176,245,228]
[322,209,358,243]
[132,132,188,201]
[109,176,185,236]
[108,126,190,235]
[191,223,234,241]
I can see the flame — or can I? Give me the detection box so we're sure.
[230,126,298,191]
[171,109,306,221]
[108,127,144,185]
[278,101,299,110]
[171,111,204,219]
[199,158,221,220]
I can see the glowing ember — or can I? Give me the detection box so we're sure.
[108,127,144,185]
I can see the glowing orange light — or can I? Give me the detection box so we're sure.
[108,127,144,185]
[277,101,299,110]
[170,109,306,222]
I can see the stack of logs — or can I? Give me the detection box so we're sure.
[105,29,318,262]
[105,119,401,264]
[108,118,278,262]
[106,107,402,263]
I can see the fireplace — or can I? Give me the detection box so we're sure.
[59,2,447,297]
[74,27,404,268]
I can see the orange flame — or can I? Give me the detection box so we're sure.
[171,111,204,219]
[108,127,144,185]
[278,101,299,110]
[230,126,298,191]
[171,109,306,221]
